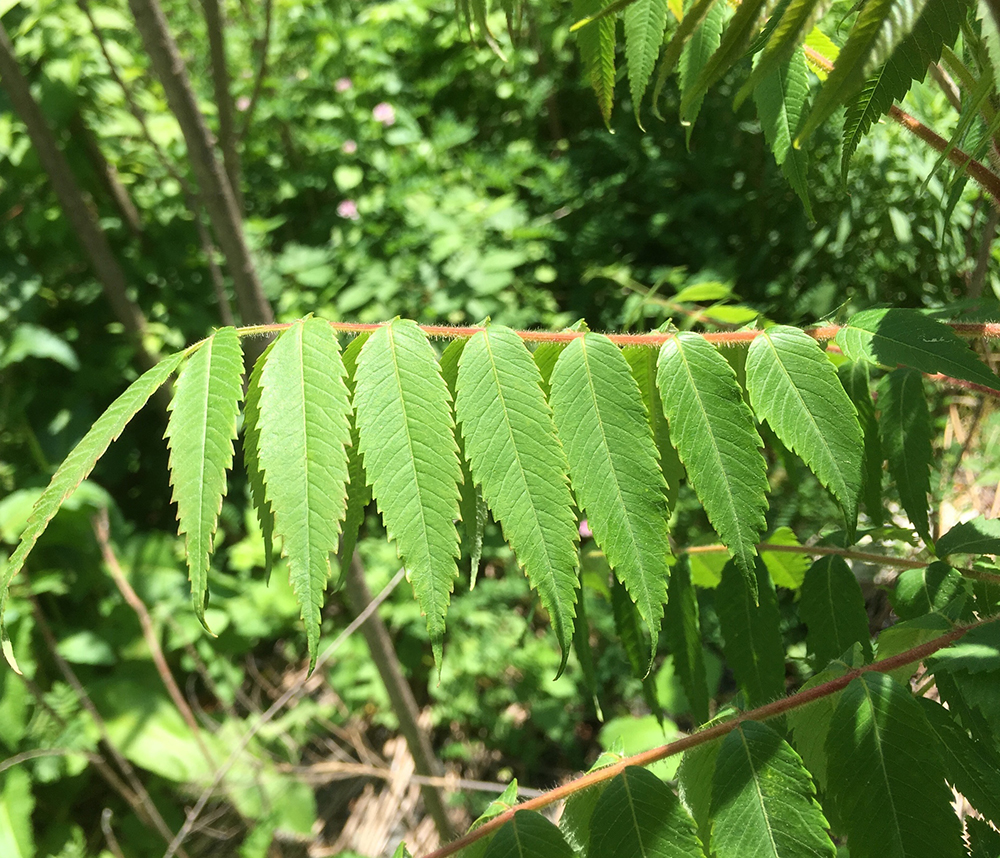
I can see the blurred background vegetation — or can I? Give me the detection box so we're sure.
[1,0,998,856]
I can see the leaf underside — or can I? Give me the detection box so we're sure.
[658,333,769,588]
[354,319,462,663]
[338,331,373,575]
[165,328,244,626]
[256,318,352,669]
[455,325,580,669]
[549,333,671,658]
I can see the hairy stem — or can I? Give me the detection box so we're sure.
[421,616,993,858]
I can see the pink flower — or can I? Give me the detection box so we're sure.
[372,102,396,126]
[342,139,358,155]
[579,519,592,539]
[335,77,352,92]
[236,96,251,112]
[337,199,359,220]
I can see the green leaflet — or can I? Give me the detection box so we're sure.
[257,318,352,670]
[623,344,683,512]
[711,720,835,858]
[738,0,834,100]
[937,515,1000,557]
[837,361,882,526]
[653,0,720,117]
[624,0,669,125]
[680,0,769,118]
[572,586,603,719]
[574,0,617,125]
[891,561,970,621]
[589,766,707,858]
[841,0,964,179]
[483,810,573,858]
[665,558,710,724]
[866,0,933,75]
[244,339,277,579]
[715,560,785,707]
[611,576,661,710]
[799,556,873,667]
[338,332,372,575]
[657,333,768,588]
[919,697,1000,822]
[760,526,809,589]
[753,49,813,218]
[0,769,34,858]
[796,0,896,143]
[967,816,1000,858]
[874,613,952,685]
[678,0,727,129]
[550,333,671,659]
[455,325,579,669]
[835,308,1000,392]
[878,368,932,542]
[165,327,243,626]
[746,325,863,531]
[440,337,486,586]
[392,843,414,858]
[354,319,462,662]
[825,673,964,858]
[1,348,184,671]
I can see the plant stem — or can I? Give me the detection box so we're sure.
[420,616,993,858]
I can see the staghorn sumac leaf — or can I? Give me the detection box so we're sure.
[677,0,727,129]
[937,515,1000,558]
[165,327,243,626]
[625,0,670,125]
[665,558,709,724]
[589,766,707,858]
[878,368,932,542]
[711,720,835,858]
[257,318,352,669]
[746,325,863,532]
[825,673,964,858]
[715,560,785,707]
[574,0,617,125]
[1,349,184,670]
[354,319,462,663]
[799,555,872,667]
[483,810,573,858]
[455,325,579,669]
[550,333,671,658]
[837,360,883,526]
[835,308,1000,392]
[657,333,768,589]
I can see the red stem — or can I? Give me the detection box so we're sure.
[420,617,989,858]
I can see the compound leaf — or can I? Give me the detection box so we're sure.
[825,673,964,858]
[657,333,768,587]
[711,720,835,858]
[455,325,579,669]
[746,325,863,531]
[835,309,1000,392]
[550,333,671,658]
[165,327,243,626]
[590,766,707,858]
[257,318,352,669]
[354,319,462,662]
[1,349,184,670]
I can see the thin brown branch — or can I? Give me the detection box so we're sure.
[92,510,217,769]
[29,595,193,858]
[421,617,992,858]
[236,0,272,142]
[0,19,162,375]
[200,0,243,213]
[126,0,274,333]
[162,568,406,858]
[683,541,930,569]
